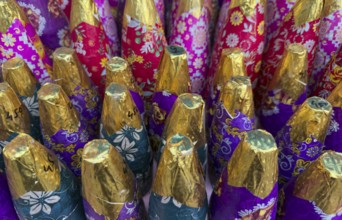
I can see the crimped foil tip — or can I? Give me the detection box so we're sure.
[70,0,99,31]
[3,133,60,199]
[322,0,342,18]
[287,96,332,144]
[123,0,160,27]
[0,0,29,32]
[219,76,254,118]
[0,82,30,138]
[2,57,37,97]
[153,134,206,208]
[82,139,135,219]
[327,82,342,107]
[293,0,324,26]
[294,151,342,214]
[102,83,142,135]
[229,0,259,16]
[38,83,79,136]
[227,129,278,199]
[52,47,91,96]
[177,0,204,18]
[156,45,190,95]
[214,48,247,88]
[269,43,308,101]
[105,57,140,92]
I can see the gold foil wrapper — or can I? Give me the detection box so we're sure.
[102,83,142,135]
[38,83,79,136]
[70,0,100,31]
[293,0,324,27]
[227,130,278,199]
[219,76,254,118]
[0,82,30,140]
[294,151,342,214]
[163,93,206,152]
[327,81,342,108]
[177,0,204,19]
[0,0,29,33]
[4,133,60,199]
[52,47,91,96]
[123,0,160,27]
[229,0,259,16]
[287,97,332,144]
[213,48,247,89]
[269,43,308,101]
[155,46,190,95]
[2,57,38,97]
[153,134,206,208]
[82,139,135,219]
[105,57,140,92]
[322,0,342,18]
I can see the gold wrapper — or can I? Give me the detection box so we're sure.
[123,0,160,27]
[213,48,247,89]
[70,0,100,31]
[327,81,342,107]
[82,139,135,219]
[322,0,342,18]
[105,57,140,92]
[102,83,142,135]
[0,82,30,140]
[163,93,206,151]
[227,130,278,198]
[294,151,342,214]
[3,133,60,199]
[287,97,332,144]
[219,76,254,119]
[293,0,324,27]
[52,47,91,96]
[155,46,190,95]
[153,134,206,208]
[38,83,79,136]
[229,0,259,16]
[0,0,28,33]
[2,57,38,97]
[177,0,204,19]
[269,43,308,101]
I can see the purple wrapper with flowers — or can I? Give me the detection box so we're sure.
[154,0,165,28]
[0,172,18,220]
[209,166,278,220]
[130,90,145,117]
[276,125,323,188]
[260,90,307,137]
[324,107,342,153]
[208,103,254,183]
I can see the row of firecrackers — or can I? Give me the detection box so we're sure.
[0,0,342,219]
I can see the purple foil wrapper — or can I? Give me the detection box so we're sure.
[130,90,145,117]
[325,107,342,153]
[0,172,18,219]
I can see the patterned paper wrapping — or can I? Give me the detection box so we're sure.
[276,97,332,188]
[280,151,342,219]
[169,0,210,94]
[208,0,265,91]
[38,83,93,177]
[122,0,167,104]
[3,133,85,219]
[70,0,117,96]
[210,130,279,220]
[58,0,72,19]
[213,0,231,43]
[310,1,342,92]
[155,0,165,27]
[100,83,152,196]
[260,44,308,136]
[17,0,71,53]
[149,45,190,153]
[149,134,208,220]
[52,47,101,137]
[82,139,147,220]
[314,46,342,98]
[0,171,18,219]
[156,93,207,169]
[105,56,145,116]
[209,76,255,185]
[0,0,51,83]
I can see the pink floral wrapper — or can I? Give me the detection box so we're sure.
[58,0,72,19]
[155,0,165,28]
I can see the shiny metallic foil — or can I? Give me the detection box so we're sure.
[70,0,99,31]
[52,47,91,96]
[155,45,190,95]
[38,83,79,136]
[219,76,254,119]
[327,81,342,107]
[0,82,30,139]
[2,57,37,97]
[177,0,204,18]
[294,151,342,214]
[287,96,332,144]
[102,83,142,135]
[153,134,206,208]
[0,0,28,33]
[82,139,135,219]
[268,43,308,101]
[105,57,140,92]
[229,0,259,16]
[322,0,342,18]
[163,93,206,152]
[293,0,324,27]
[227,129,278,199]
[3,133,60,199]
[123,0,160,27]
[213,48,247,89]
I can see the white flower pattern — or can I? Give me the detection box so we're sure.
[20,191,60,215]
[23,96,39,117]
[116,137,138,162]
